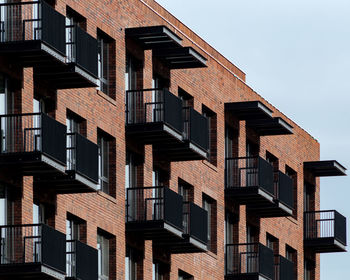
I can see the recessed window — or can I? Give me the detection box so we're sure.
[286,245,297,280]
[178,270,193,280]
[202,105,217,166]
[125,246,141,280]
[286,166,298,218]
[97,131,115,196]
[97,233,110,280]
[203,194,217,253]
[97,30,115,98]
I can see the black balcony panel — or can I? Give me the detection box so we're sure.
[35,24,98,89]
[189,202,208,244]
[225,157,275,206]
[186,107,209,152]
[0,113,66,175]
[126,186,184,241]
[66,240,98,280]
[153,47,207,69]
[304,210,347,253]
[246,117,293,136]
[304,160,347,177]
[225,243,274,280]
[274,255,294,280]
[126,89,183,144]
[276,171,294,209]
[0,1,66,66]
[75,25,98,77]
[72,133,99,183]
[125,25,183,49]
[0,224,66,280]
[224,101,273,121]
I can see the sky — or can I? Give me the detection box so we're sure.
[155,0,350,279]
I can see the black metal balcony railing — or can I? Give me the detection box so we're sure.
[0,224,66,275]
[183,202,208,245]
[126,89,183,134]
[183,106,209,152]
[126,186,183,232]
[0,113,66,166]
[66,24,98,77]
[67,132,98,183]
[66,239,98,280]
[0,1,65,55]
[225,243,274,280]
[225,156,274,195]
[304,210,347,250]
[274,171,294,209]
[274,255,294,280]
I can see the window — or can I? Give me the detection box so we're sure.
[66,114,85,171]
[97,32,113,95]
[97,233,109,280]
[125,150,142,190]
[286,166,298,218]
[125,54,139,91]
[304,259,314,280]
[304,182,315,212]
[125,246,138,280]
[203,194,217,253]
[178,88,193,108]
[65,8,86,63]
[286,245,297,280]
[0,184,13,226]
[66,216,85,278]
[266,233,279,255]
[225,125,238,158]
[178,180,193,203]
[98,134,110,194]
[153,262,169,280]
[202,106,217,166]
[178,270,193,280]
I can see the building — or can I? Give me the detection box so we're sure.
[0,0,347,279]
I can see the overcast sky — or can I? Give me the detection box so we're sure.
[155,0,350,278]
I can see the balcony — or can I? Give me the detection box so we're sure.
[225,157,275,207]
[166,202,208,253]
[0,113,66,175]
[125,88,183,145]
[154,107,209,161]
[0,224,66,280]
[247,171,294,217]
[304,210,347,253]
[274,255,294,280]
[225,243,274,280]
[35,24,98,89]
[126,186,184,244]
[0,1,66,67]
[36,132,98,193]
[66,240,98,280]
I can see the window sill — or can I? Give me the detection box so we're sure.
[97,190,117,204]
[202,160,218,172]
[96,90,117,106]
[205,250,217,259]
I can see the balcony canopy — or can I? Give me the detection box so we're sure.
[225,101,293,136]
[224,101,272,120]
[125,25,182,49]
[246,117,294,136]
[304,160,347,177]
[153,47,207,69]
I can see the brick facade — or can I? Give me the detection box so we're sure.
[0,0,344,280]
